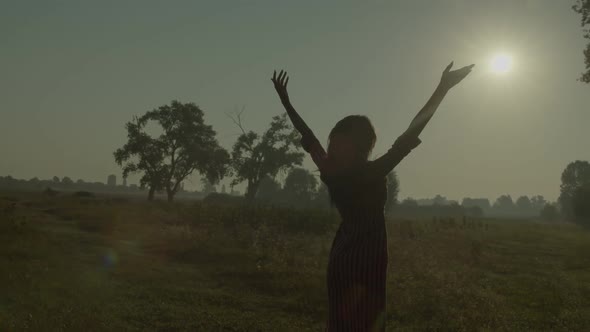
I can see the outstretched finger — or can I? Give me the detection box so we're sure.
[444,61,454,73]
[273,70,277,81]
[285,76,289,87]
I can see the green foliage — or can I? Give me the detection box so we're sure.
[385,171,400,215]
[255,175,282,201]
[494,194,515,210]
[531,195,547,210]
[573,0,590,82]
[572,185,590,225]
[114,100,230,201]
[516,195,532,210]
[559,160,590,220]
[282,167,318,207]
[540,203,559,222]
[401,197,418,207]
[230,113,305,200]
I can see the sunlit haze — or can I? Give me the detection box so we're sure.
[1,0,588,202]
[490,53,513,74]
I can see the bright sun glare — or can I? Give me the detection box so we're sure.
[490,53,513,74]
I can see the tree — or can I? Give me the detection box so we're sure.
[558,160,590,219]
[572,186,590,225]
[384,171,400,215]
[256,175,282,202]
[540,203,559,222]
[516,195,532,211]
[61,176,74,186]
[114,100,230,201]
[573,0,590,83]
[493,195,515,211]
[432,194,448,206]
[313,182,331,209]
[400,198,418,207]
[114,116,167,200]
[228,111,304,200]
[461,198,491,212]
[282,167,318,207]
[530,195,547,211]
[52,176,60,183]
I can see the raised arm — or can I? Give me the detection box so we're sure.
[404,61,475,138]
[271,70,328,170]
[354,61,475,183]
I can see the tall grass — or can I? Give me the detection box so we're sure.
[1,192,590,331]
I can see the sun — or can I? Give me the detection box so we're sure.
[490,53,513,74]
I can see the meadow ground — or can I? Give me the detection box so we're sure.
[1,191,590,331]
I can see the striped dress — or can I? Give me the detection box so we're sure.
[301,132,421,332]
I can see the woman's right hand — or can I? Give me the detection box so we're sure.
[271,69,291,103]
[439,61,475,91]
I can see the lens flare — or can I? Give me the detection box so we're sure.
[103,249,118,268]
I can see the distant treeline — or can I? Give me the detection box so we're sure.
[0,174,556,220]
[404,195,553,218]
[0,175,213,199]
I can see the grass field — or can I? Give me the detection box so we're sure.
[1,191,590,331]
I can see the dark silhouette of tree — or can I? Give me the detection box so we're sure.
[384,171,399,215]
[516,195,532,211]
[228,111,304,200]
[572,186,590,225]
[313,182,331,209]
[432,194,448,206]
[52,176,60,183]
[461,198,491,212]
[540,203,559,222]
[114,115,167,200]
[282,167,317,207]
[62,177,74,186]
[400,198,418,207]
[573,0,590,83]
[256,175,282,202]
[114,100,230,201]
[558,160,590,219]
[530,195,547,211]
[493,195,515,211]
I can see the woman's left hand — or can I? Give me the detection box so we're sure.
[271,69,291,103]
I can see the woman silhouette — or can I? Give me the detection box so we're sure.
[271,61,474,331]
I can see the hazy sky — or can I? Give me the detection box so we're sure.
[1,0,588,202]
